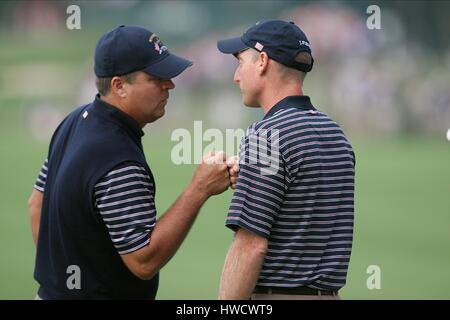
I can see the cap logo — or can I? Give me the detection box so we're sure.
[299,40,310,48]
[149,33,168,55]
[255,42,264,51]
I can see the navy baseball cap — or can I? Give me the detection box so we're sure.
[94,25,193,79]
[217,20,313,72]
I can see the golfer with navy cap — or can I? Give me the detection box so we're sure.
[217,20,355,300]
[28,25,233,299]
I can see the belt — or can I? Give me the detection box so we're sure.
[253,285,338,296]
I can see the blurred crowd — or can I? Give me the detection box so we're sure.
[2,1,449,138]
[177,3,450,136]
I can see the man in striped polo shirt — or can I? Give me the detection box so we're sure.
[217,20,355,300]
[28,25,234,299]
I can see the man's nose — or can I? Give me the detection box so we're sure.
[163,79,175,90]
[233,69,240,84]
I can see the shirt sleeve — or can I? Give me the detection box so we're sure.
[94,162,157,255]
[226,126,287,238]
[33,159,48,192]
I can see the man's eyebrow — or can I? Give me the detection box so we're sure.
[146,74,161,81]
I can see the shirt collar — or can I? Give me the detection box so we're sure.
[263,95,316,120]
[92,94,145,141]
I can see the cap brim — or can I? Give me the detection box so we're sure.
[143,53,193,80]
[217,37,248,54]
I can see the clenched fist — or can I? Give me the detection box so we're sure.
[191,151,230,197]
[226,155,239,189]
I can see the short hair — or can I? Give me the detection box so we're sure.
[295,51,313,66]
[250,48,260,62]
[275,52,312,82]
[293,51,312,82]
[251,49,312,82]
[95,71,139,96]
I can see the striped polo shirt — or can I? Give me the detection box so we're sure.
[226,95,355,291]
[34,159,156,255]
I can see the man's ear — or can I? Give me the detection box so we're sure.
[110,76,127,98]
[258,51,269,75]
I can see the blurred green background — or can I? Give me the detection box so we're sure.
[1,0,450,299]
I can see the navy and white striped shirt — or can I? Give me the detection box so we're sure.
[34,160,156,255]
[227,96,355,291]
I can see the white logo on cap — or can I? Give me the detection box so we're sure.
[255,42,264,51]
[154,42,167,55]
[299,40,310,48]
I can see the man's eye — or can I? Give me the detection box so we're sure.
[149,77,162,83]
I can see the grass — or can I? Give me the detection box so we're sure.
[1,103,449,299]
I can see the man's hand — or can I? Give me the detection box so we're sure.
[191,151,230,197]
[227,155,239,189]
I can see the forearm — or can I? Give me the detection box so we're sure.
[219,228,267,300]
[122,183,209,279]
[28,189,43,245]
[121,151,230,280]
[145,184,208,270]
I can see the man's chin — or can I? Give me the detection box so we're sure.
[147,110,165,124]
[156,109,165,119]
[243,100,260,108]
[242,96,260,108]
